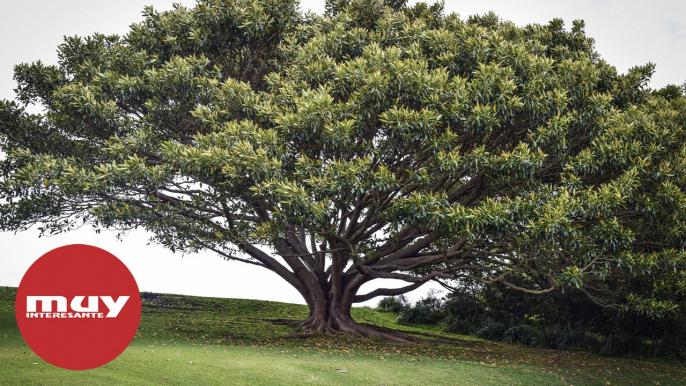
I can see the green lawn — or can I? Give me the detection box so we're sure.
[1,287,684,385]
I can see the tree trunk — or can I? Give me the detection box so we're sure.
[297,285,409,343]
[300,297,356,333]
[257,237,411,342]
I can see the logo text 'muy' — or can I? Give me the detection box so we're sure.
[26,296,130,318]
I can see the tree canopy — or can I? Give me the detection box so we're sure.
[1,0,686,338]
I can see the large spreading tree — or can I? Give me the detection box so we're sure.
[2,0,686,339]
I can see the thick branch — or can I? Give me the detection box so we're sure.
[353,282,426,303]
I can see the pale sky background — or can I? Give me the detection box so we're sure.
[1,0,685,306]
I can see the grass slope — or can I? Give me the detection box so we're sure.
[1,287,684,385]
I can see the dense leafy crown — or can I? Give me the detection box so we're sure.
[1,0,685,315]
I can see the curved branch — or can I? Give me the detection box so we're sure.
[353,282,426,303]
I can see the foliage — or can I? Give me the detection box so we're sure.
[379,278,686,359]
[1,0,686,326]
[396,289,444,325]
[377,293,409,312]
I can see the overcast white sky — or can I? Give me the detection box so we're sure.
[1,0,685,306]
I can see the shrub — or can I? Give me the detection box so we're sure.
[377,295,410,313]
[397,290,445,325]
[379,286,686,360]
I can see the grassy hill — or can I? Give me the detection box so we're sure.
[1,287,684,385]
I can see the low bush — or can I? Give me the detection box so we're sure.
[377,294,410,313]
[378,285,686,360]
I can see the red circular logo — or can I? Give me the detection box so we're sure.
[15,244,142,370]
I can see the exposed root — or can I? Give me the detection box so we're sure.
[263,318,304,326]
[263,316,488,346]
[295,314,412,343]
[262,310,480,345]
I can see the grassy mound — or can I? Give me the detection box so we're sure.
[1,287,684,385]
